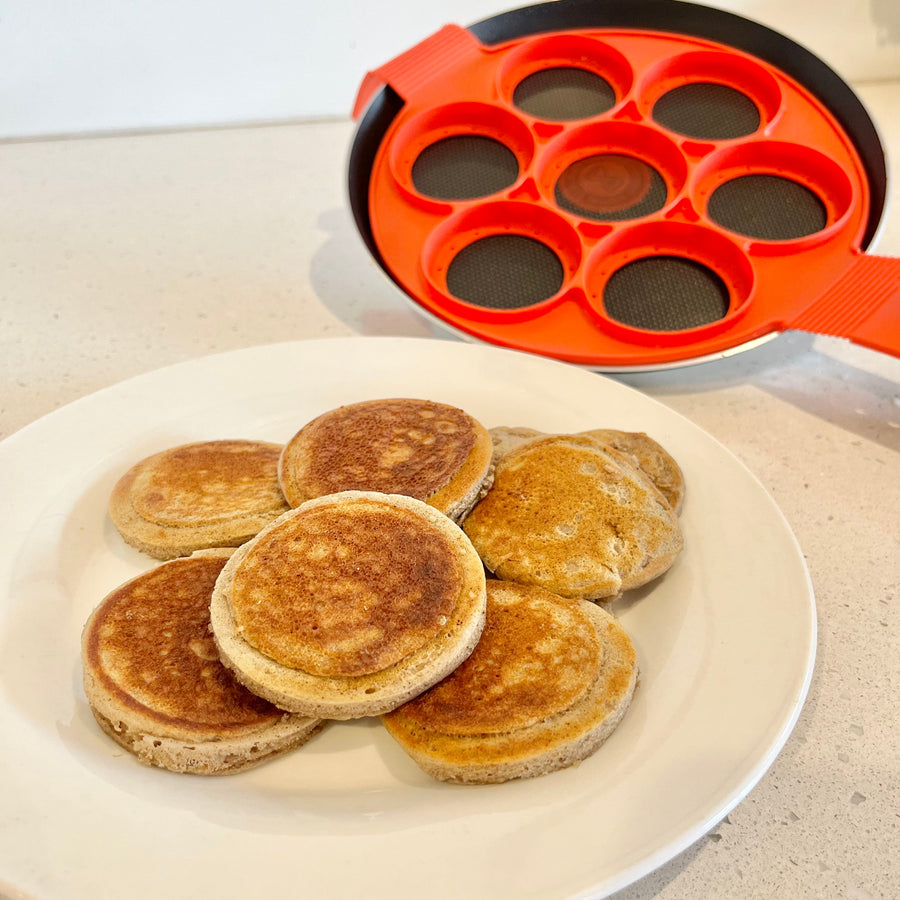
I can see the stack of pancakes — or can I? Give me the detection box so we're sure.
[84,398,683,783]
[82,550,323,774]
[464,426,684,601]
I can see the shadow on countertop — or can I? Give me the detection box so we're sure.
[618,332,900,452]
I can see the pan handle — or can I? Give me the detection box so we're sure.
[787,254,900,358]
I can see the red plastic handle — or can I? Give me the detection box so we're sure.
[788,254,900,357]
[352,25,482,119]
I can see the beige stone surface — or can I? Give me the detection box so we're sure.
[1,83,898,899]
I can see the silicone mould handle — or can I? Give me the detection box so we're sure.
[353,25,482,118]
[789,254,900,357]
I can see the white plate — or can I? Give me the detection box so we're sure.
[0,337,815,900]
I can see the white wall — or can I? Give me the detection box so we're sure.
[1,0,898,140]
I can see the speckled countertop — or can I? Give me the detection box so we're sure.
[1,83,898,899]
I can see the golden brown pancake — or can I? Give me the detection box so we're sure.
[278,399,494,521]
[109,440,291,559]
[490,425,684,513]
[579,428,685,513]
[209,491,487,719]
[382,580,638,783]
[81,550,322,774]
[463,434,683,599]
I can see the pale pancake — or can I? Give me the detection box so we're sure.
[488,425,543,462]
[209,491,487,719]
[278,399,494,521]
[382,581,638,784]
[81,550,322,775]
[463,434,683,599]
[109,440,291,559]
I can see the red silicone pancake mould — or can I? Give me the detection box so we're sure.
[349,0,900,368]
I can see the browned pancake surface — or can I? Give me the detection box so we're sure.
[130,440,288,526]
[85,555,281,733]
[281,399,477,503]
[463,435,681,598]
[231,498,463,677]
[581,428,684,512]
[382,583,638,781]
[400,582,601,734]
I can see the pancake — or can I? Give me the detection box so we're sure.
[463,434,683,600]
[109,439,291,559]
[579,428,685,513]
[209,491,487,719]
[382,580,638,784]
[488,425,543,463]
[278,398,494,521]
[81,549,323,775]
[490,425,684,513]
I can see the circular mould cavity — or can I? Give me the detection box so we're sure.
[388,102,535,202]
[603,256,730,331]
[693,141,856,245]
[411,135,520,200]
[421,201,582,314]
[641,50,782,141]
[538,121,687,222]
[555,154,668,221]
[499,34,633,123]
[446,235,565,309]
[652,83,759,140]
[708,175,827,240]
[585,221,754,337]
[513,68,617,121]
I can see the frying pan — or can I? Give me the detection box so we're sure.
[348,0,899,369]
